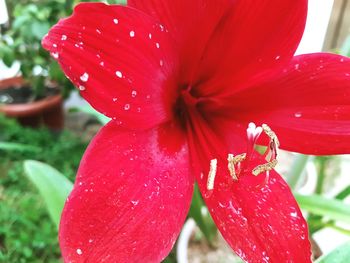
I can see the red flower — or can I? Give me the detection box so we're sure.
[42,1,350,262]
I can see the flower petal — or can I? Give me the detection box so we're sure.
[196,0,308,97]
[128,0,234,83]
[186,114,311,262]
[131,0,308,95]
[42,3,177,129]
[227,53,350,155]
[59,120,194,262]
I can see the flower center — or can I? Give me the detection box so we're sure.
[173,85,202,129]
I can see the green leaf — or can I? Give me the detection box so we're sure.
[315,242,350,263]
[23,160,73,228]
[70,105,110,125]
[336,185,350,200]
[188,184,217,245]
[287,154,311,190]
[340,36,350,57]
[0,142,40,153]
[295,194,350,224]
[30,21,50,40]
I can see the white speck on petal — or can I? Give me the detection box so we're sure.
[148,33,152,39]
[124,104,130,111]
[113,97,118,102]
[61,35,67,41]
[80,73,89,82]
[79,85,86,91]
[51,52,59,59]
[52,43,57,48]
[131,90,137,97]
[76,249,83,255]
[130,31,135,38]
[116,71,123,78]
[290,211,298,218]
[113,18,119,24]
[131,200,139,206]
[100,61,104,66]
[294,64,300,70]
[294,112,302,118]
[156,42,160,49]
[96,29,101,34]
[160,60,164,67]
[275,55,281,60]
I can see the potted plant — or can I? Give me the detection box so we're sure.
[0,0,76,129]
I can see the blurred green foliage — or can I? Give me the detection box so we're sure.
[0,114,87,262]
[0,0,126,99]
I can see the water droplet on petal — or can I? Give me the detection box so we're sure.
[113,18,119,24]
[124,104,130,110]
[79,85,86,91]
[61,35,67,41]
[294,112,302,118]
[116,71,123,78]
[76,249,83,255]
[131,200,139,206]
[80,73,89,82]
[129,31,135,38]
[51,52,59,59]
[131,90,137,97]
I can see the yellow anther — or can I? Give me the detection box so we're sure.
[227,153,246,181]
[252,124,279,176]
[207,159,217,190]
[252,159,278,176]
[227,154,237,180]
[262,124,280,150]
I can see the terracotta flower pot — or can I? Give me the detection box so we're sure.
[0,76,64,129]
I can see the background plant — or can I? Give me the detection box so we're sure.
[0,0,126,99]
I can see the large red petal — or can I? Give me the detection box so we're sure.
[59,121,194,262]
[196,0,308,97]
[186,113,311,262]
[129,0,307,94]
[42,3,177,129]
[128,0,233,83]
[226,53,350,155]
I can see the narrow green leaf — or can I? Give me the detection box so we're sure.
[336,185,350,200]
[188,184,217,245]
[23,160,73,228]
[295,194,350,224]
[315,241,350,263]
[0,142,40,153]
[287,154,311,190]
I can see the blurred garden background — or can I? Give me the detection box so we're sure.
[1,0,350,262]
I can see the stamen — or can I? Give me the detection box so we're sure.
[262,124,280,152]
[252,159,278,176]
[207,159,217,190]
[227,154,237,180]
[227,153,247,180]
[252,124,280,176]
